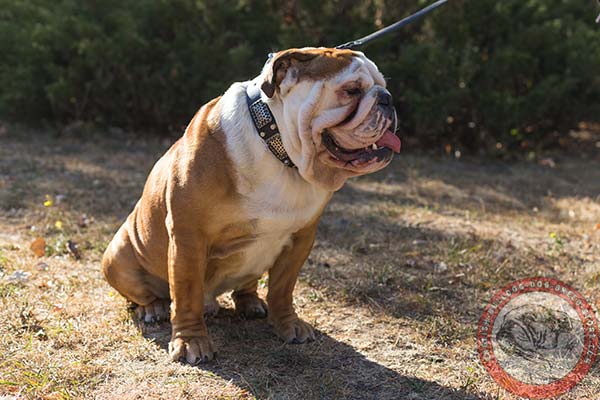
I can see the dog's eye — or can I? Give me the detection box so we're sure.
[345,87,362,96]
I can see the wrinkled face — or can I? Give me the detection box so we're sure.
[261,47,401,191]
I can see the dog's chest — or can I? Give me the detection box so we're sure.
[217,180,329,290]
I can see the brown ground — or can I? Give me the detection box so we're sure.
[0,128,599,399]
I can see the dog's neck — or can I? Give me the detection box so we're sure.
[220,83,300,180]
[218,81,330,213]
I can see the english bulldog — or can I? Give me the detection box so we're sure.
[102,47,401,364]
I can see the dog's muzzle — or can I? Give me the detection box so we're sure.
[322,91,400,166]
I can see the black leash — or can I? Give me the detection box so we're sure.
[338,0,599,50]
[336,0,449,50]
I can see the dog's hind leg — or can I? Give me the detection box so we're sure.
[232,278,268,319]
[102,224,170,322]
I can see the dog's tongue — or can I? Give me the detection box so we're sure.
[376,130,401,153]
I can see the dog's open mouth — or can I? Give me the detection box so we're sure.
[322,129,401,166]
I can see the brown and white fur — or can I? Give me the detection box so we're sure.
[102,48,399,365]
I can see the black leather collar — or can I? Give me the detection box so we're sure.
[245,83,295,168]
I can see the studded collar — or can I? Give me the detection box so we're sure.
[245,83,296,168]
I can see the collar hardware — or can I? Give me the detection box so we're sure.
[246,84,296,168]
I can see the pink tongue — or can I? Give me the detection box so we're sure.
[376,130,401,153]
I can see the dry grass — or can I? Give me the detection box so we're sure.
[0,128,599,399]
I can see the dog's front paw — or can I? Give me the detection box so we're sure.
[169,336,216,365]
[272,316,315,344]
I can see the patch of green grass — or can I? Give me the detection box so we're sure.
[0,283,19,298]
[0,248,9,270]
[420,315,474,346]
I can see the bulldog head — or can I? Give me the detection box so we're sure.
[259,47,400,191]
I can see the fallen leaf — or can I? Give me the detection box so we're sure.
[30,237,46,257]
[66,240,81,260]
[55,220,63,230]
[595,223,600,230]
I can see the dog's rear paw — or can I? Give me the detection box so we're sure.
[134,299,170,323]
[169,336,216,365]
[272,316,315,344]
[233,294,268,319]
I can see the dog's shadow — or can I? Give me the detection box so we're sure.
[136,308,485,400]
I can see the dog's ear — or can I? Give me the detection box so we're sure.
[261,49,319,98]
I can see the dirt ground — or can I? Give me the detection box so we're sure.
[1,128,599,399]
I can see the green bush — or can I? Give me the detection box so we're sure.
[1,0,599,151]
[0,0,284,131]
[375,0,600,151]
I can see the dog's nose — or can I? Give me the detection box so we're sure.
[378,91,393,107]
